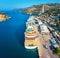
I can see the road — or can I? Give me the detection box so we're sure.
[37,19,59,58]
[33,17,59,58]
[37,31,59,58]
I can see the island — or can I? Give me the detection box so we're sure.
[0,13,10,22]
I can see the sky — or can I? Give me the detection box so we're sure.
[0,0,60,10]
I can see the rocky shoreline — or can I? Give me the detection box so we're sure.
[0,13,10,22]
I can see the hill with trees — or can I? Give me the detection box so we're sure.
[22,3,60,15]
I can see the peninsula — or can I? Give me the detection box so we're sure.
[0,13,10,22]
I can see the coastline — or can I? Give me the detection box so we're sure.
[0,13,10,22]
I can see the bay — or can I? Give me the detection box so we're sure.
[0,11,38,58]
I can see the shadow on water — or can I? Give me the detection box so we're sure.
[24,48,39,58]
[16,25,25,46]
[15,23,39,58]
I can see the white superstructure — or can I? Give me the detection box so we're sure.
[24,16,38,49]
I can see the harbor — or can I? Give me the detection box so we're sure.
[0,0,60,58]
[24,16,59,58]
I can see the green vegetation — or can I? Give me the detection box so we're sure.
[53,47,60,55]
[28,44,34,46]
[55,16,60,30]
[22,3,60,15]
[52,30,55,32]
[45,7,60,16]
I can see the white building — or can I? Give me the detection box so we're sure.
[40,24,49,33]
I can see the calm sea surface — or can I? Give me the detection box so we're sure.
[0,11,38,58]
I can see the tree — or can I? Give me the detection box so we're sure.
[53,47,60,55]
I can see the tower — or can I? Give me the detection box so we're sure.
[42,5,44,13]
[39,5,45,15]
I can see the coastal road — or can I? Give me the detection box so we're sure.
[37,26,58,58]
[34,17,59,58]
[37,33,51,58]
[39,34,59,58]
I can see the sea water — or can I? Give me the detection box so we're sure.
[0,11,38,58]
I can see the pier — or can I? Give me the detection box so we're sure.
[25,16,57,58]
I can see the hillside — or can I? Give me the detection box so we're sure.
[22,3,60,15]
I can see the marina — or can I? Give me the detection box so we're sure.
[24,16,58,58]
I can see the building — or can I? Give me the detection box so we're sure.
[40,24,49,33]
[40,23,50,41]
[42,5,44,13]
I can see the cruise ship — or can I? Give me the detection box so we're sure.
[24,16,38,49]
